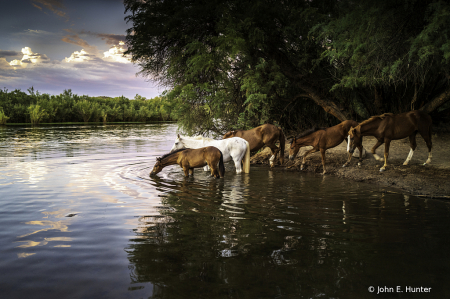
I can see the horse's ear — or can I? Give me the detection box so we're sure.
[156,157,161,161]
[177,134,180,138]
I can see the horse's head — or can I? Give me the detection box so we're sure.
[170,134,186,152]
[223,130,236,139]
[288,137,300,160]
[347,126,361,153]
[150,157,163,176]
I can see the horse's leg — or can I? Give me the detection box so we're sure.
[320,148,327,175]
[189,168,194,176]
[230,151,243,174]
[207,161,220,178]
[357,144,364,164]
[371,139,384,161]
[234,158,243,173]
[403,133,417,166]
[419,125,433,165]
[183,166,190,177]
[301,148,318,170]
[343,151,353,167]
[268,144,280,167]
[380,139,391,172]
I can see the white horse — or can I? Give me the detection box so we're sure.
[170,134,250,173]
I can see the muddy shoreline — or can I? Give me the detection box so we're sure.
[250,133,450,199]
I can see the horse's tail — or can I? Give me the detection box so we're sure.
[279,127,285,165]
[242,140,251,173]
[218,151,225,178]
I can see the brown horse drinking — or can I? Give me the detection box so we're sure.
[289,120,365,174]
[150,147,225,178]
[348,110,432,172]
[223,124,285,167]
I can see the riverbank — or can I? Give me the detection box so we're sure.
[250,132,450,199]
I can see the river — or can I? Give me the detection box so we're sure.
[0,123,449,298]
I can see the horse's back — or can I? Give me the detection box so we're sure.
[380,110,431,138]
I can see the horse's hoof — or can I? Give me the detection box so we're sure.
[358,162,361,166]
[379,168,385,172]
[342,164,347,168]
[423,162,428,166]
[403,162,408,166]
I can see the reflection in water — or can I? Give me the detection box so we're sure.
[126,169,450,298]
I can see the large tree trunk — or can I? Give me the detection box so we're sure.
[297,82,348,121]
[420,87,450,114]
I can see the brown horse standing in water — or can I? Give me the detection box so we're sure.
[289,120,365,174]
[348,110,432,172]
[150,147,225,178]
[223,124,285,167]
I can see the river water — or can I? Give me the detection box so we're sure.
[0,123,449,298]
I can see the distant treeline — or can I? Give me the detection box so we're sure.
[0,87,177,125]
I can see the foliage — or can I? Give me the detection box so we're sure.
[28,104,48,125]
[0,108,9,125]
[124,0,450,135]
[0,88,176,124]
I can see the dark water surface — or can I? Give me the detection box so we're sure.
[1,123,449,298]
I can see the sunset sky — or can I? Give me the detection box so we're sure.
[0,0,162,99]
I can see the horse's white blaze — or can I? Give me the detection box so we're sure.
[403,148,414,165]
[347,135,350,152]
[170,135,249,173]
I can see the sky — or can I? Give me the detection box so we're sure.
[0,0,163,99]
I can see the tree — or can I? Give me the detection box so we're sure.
[0,108,9,125]
[124,0,450,135]
[74,99,96,123]
[28,104,48,125]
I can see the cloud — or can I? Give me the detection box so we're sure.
[103,41,131,64]
[0,50,21,58]
[19,29,54,36]
[61,30,95,51]
[31,0,68,20]
[81,30,126,46]
[9,47,49,69]
[1,46,160,98]
[64,49,95,63]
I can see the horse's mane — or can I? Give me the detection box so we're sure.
[159,148,187,160]
[359,113,394,126]
[293,127,325,142]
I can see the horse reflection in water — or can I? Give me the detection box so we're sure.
[150,147,225,178]
[289,120,365,174]
[348,110,432,172]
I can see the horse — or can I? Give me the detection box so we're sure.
[150,147,225,178]
[347,110,432,172]
[223,124,285,167]
[288,120,366,174]
[170,135,250,173]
